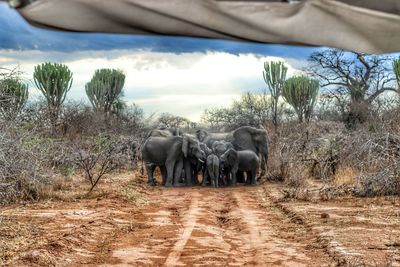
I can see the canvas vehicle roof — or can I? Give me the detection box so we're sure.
[3,0,400,53]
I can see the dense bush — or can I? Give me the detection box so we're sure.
[0,123,53,204]
[269,115,400,197]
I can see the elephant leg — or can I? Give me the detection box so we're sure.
[145,163,156,186]
[174,159,184,186]
[231,170,237,186]
[165,159,176,187]
[243,171,251,185]
[215,169,219,188]
[184,161,192,186]
[260,156,267,177]
[223,171,230,186]
[202,171,208,186]
[221,175,227,186]
[160,166,167,186]
[251,169,257,185]
[237,171,245,183]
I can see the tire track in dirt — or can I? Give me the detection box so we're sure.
[164,193,200,267]
[101,187,333,266]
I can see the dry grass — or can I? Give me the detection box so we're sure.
[333,167,360,187]
[122,187,148,205]
[0,215,46,264]
[0,170,148,266]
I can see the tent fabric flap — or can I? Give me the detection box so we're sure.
[15,0,400,53]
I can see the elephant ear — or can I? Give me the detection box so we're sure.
[196,129,208,142]
[227,148,238,167]
[182,135,189,158]
[232,126,256,151]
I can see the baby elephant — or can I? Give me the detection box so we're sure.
[220,149,259,185]
[202,154,220,187]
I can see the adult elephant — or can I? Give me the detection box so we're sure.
[196,129,233,148]
[146,127,181,138]
[141,134,204,186]
[180,138,207,186]
[197,126,269,176]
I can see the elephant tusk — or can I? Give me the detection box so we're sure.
[198,159,205,163]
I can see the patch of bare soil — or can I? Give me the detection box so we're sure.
[264,182,400,266]
[1,172,398,266]
[100,187,332,267]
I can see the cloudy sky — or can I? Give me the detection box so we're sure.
[1,3,320,121]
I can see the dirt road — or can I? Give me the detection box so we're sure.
[3,175,400,266]
[100,186,333,266]
[2,184,335,266]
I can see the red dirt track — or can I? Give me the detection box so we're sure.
[2,176,399,266]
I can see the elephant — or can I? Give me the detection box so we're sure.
[182,152,205,186]
[211,140,234,183]
[212,140,234,157]
[146,127,181,138]
[177,138,207,186]
[196,129,233,148]
[220,148,259,186]
[202,154,220,187]
[141,134,204,186]
[198,126,269,176]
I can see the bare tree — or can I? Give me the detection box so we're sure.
[73,135,123,193]
[157,113,193,129]
[202,92,273,130]
[308,49,398,126]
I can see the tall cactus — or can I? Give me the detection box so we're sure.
[111,97,127,115]
[0,77,29,120]
[263,61,287,127]
[394,58,400,89]
[33,62,73,133]
[85,69,125,114]
[282,76,319,123]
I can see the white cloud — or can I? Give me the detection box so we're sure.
[0,49,306,121]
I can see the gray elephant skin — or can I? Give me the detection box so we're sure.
[197,126,269,176]
[212,140,234,157]
[141,134,203,186]
[220,149,259,185]
[202,154,220,187]
[146,127,181,138]
[178,137,207,186]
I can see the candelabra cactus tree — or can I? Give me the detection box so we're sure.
[33,62,73,134]
[282,76,319,123]
[263,61,287,127]
[85,69,126,114]
[0,77,29,120]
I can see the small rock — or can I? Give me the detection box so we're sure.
[321,213,329,219]
[31,250,40,257]
[64,223,75,228]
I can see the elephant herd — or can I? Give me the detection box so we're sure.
[141,126,269,187]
